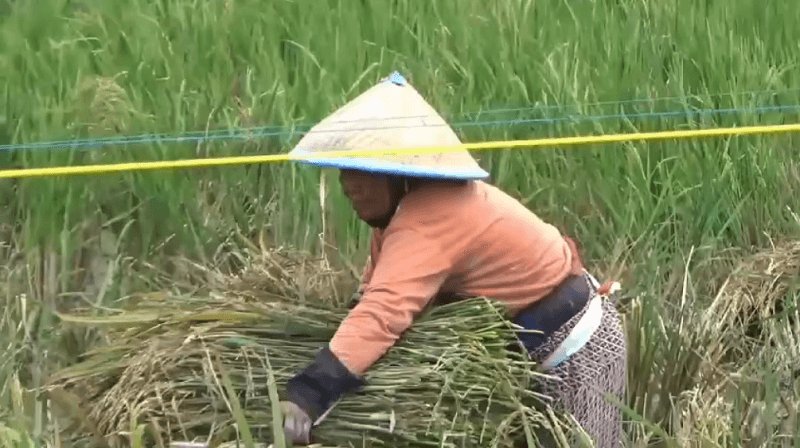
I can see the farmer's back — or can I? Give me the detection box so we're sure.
[335,179,585,373]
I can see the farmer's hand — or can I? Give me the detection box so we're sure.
[282,345,365,446]
[281,400,312,446]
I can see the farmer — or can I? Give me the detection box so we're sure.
[280,72,627,447]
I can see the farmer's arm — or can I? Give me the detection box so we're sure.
[284,228,451,422]
[331,228,451,373]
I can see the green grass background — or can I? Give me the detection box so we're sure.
[2,0,800,446]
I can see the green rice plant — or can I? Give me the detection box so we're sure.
[0,423,35,448]
[3,0,800,446]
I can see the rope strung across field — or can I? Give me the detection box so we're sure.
[3,103,800,153]
[1,123,799,179]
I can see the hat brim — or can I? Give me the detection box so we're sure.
[293,154,490,180]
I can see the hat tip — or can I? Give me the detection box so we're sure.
[386,71,407,86]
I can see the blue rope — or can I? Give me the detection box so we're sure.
[455,87,800,118]
[2,94,799,153]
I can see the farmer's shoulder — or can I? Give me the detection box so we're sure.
[398,181,476,218]
[390,181,508,236]
[404,180,528,213]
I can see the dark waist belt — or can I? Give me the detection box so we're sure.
[512,272,593,353]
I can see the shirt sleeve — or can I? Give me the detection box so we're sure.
[329,227,452,374]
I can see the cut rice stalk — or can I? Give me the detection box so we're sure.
[48,295,568,447]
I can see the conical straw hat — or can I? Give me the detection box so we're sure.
[288,72,490,180]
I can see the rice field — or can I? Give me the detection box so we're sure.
[2,0,800,445]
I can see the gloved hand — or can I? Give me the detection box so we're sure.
[283,346,365,446]
[280,400,312,446]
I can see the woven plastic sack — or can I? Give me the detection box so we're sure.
[529,276,627,448]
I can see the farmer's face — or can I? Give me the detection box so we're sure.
[339,169,394,221]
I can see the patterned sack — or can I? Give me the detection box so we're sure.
[528,274,627,448]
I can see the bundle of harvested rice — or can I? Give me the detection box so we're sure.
[48,293,574,448]
[700,240,800,363]
[704,240,800,329]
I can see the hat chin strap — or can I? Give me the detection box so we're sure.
[363,177,470,229]
[363,176,408,229]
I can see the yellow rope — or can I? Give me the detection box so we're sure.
[2,123,799,179]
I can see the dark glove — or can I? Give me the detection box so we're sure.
[283,345,365,445]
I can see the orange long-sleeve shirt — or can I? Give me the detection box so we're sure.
[330,180,583,374]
